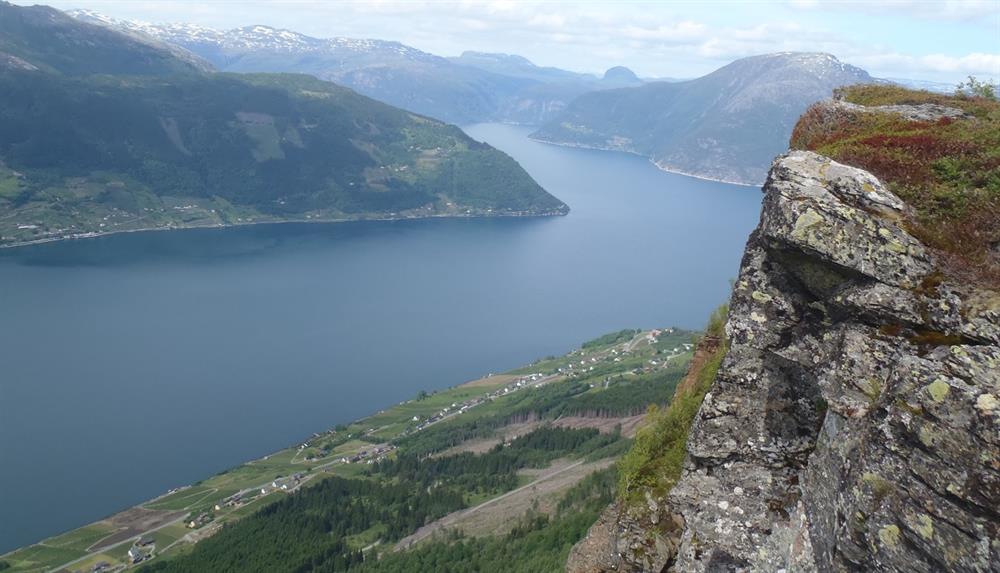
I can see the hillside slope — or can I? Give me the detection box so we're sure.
[532,53,873,185]
[567,86,999,572]
[0,2,565,247]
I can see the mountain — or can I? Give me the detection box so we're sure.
[881,76,957,93]
[568,85,999,572]
[67,11,641,125]
[448,51,594,83]
[0,2,208,75]
[532,52,874,185]
[602,66,639,84]
[0,2,565,247]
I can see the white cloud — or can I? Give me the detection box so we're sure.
[621,21,707,42]
[787,0,999,21]
[13,0,999,83]
[850,51,1000,78]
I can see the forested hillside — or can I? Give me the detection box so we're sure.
[0,2,565,247]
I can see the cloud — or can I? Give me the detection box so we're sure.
[787,0,999,21]
[15,0,999,83]
[621,21,707,43]
[850,52,1000,78]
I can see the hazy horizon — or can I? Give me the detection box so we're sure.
[13,0,999,85]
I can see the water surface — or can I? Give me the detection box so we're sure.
[0,124,761,552]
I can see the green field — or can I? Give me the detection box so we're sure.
[1,327,695,573]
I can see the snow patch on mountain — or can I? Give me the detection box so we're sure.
[67,9,437,60]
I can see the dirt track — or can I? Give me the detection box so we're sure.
[88,507,187,551]
[394,457,615,549]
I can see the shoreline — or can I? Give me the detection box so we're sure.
[0,208,569,250]
[0,372,524,559]
[1,325,694,571]
[527,136,761,188]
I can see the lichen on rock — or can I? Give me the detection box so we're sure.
[567,145,998,573]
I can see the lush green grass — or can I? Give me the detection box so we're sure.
[791,84,1000,284]
[151,523,189,549]
[509,328,693,377]
[0,168,21,200]
[352,381,509,430]
[39,524,114,552]
[582,328,640,349]
[0,544,84,573]
[344,524,387,551]
[145,486,216,511]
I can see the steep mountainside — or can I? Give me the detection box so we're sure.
[0,2,207,75]
[532,53,874,185]
[67,10,640,125]
[0,2,565,247]
[567,86,998,572]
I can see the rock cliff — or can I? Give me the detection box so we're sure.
[567,94,999,572]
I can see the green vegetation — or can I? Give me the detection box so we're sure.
[0,71,564,246]
[617,305,729,504]
[791,84,1000,283]
[377,427,621,498]
[39,524,114,552]
[0,2,565,246]
[356,467,617,573]
[392,381,594,458]
[956,76,996,100]
[560,370,685,417]
[582,328,640,349]
[140,426,616,573]
[3,327,690,573]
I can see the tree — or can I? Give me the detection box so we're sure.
[956,76,997,100]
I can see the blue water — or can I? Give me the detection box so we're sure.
[0,124,761,552]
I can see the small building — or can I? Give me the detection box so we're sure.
[128,546,147,564]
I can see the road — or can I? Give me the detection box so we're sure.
[393,458,589,550]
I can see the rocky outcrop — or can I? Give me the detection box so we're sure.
[832,99,972,122]
[567,150,999,572]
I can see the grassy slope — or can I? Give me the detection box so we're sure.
[790,84,1000,285]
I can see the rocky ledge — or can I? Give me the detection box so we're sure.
[568,150,999,572]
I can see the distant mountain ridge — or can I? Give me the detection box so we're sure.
[0,2,565,247]
[67,10,643,125]
[532,52,875,185]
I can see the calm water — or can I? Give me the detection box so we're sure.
[0,124,761,552]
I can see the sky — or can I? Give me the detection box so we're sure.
[17,0,1000,83]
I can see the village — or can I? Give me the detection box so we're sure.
[8,327,696,573]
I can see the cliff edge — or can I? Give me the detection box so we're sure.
[568,86,999,572]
